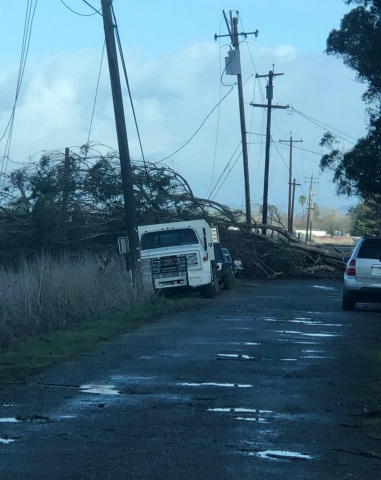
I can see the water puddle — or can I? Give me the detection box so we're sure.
[209,407,302,424]
[243,342,260,346]
[208,407,272,414]
[0,438,15,444]
[280,358,298,362]
[0,415,50,423]
[262,317,279,322]
[79,384,120,395]
[289,319,343,327]
[208,407,272,423]
[302,333,340,338]
[217,353,257,361]
[312,285,335,291]
[253,450,313,461]
[302,355,332,359]
[275,330,339,338]
[179,382,254,388]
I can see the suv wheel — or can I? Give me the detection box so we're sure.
[223,270,234,290]
[342,292,356,311]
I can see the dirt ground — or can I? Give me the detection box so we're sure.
[1,279,381,479]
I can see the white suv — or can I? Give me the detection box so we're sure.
[343,237,381,310]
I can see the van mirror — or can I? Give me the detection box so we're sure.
[118,236,130,255]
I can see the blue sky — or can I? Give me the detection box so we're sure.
[0,1,367,218]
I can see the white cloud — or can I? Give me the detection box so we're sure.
[0,38,368,215]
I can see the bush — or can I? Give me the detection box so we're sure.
[0,253,153,348]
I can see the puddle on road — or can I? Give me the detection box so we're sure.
[180,382,254,388]
[0,418,19,423]
[208,407,272,423]
[243,342,260,346]
[312,285,335,291]
[79,384,120,395]
[252,450,313,461]
[275,330,340,338]
[208,408,273,414]
[0,438,15,444]
[217,353,257,361]
[209,407,303,424]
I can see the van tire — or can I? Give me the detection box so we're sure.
[201,266,217,298]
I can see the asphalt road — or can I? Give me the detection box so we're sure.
[1,279,381,479]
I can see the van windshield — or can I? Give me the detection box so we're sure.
[140,228,199,250]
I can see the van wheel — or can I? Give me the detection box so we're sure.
[201,267,217,298]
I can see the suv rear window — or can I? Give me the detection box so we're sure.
[357,239,381,259]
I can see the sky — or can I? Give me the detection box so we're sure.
[0,0,368,218]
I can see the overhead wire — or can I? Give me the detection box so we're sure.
[208,141,242,200]
[0,0,37,188]
[81,0,103,17]
[291,107,358,145]
[157,87,233,164]
[87,41,106,145]
[60,0,98,16]
[110,3,159,222]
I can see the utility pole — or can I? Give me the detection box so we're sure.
[290,178,301,234]
[305,173,319,243]
[101,0,140,276]
[215,11,258,224]
[279,134,303,233]
[251,69,288,235]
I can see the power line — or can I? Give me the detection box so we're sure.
[0,0,37,186]
[209,141,242,200]
[60,0,98,16]
[87,41,106,144]
[291,107,358,144]
[158,87,233,164]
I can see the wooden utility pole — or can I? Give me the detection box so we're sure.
[251,69,288,235]
[101,0,140,276]
[290,178,301,234]
[305,173,319,243]
[279,134,302,233]
[215,11,258,224]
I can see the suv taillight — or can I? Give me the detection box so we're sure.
[346,259,356,276]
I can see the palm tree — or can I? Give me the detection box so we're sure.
[299,195,307,218]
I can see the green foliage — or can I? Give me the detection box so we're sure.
[320,1,381,201]
[0,146,202,259]
[348,197,381,235]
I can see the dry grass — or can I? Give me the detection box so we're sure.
[0,253,153,348]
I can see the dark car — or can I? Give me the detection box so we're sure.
[343,236,381,310]
[213,244,235,290]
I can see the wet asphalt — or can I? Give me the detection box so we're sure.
[1,279,381,479]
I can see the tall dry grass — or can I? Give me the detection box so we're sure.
[0,253,153,346]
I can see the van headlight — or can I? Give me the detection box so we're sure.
[141,259,151,271]
[186,253,198,265]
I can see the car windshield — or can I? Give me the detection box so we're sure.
[140,228,199,250]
